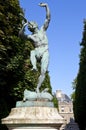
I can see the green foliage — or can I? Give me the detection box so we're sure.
[52,96,58,108]
[71,77,77,101]
[0,0,24,129]
[0,99,9,130]
[74,20,86,130]
[70,92,75,101]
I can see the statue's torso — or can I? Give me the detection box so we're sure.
[30,29,48,47]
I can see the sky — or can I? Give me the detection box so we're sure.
[19,0,86,97]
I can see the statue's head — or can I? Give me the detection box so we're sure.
[28,21,38,32]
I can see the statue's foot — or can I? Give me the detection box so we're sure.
[31,67,38,72]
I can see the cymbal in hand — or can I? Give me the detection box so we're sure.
[38,3,47,7]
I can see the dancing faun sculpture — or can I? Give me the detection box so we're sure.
[19,3,51,94]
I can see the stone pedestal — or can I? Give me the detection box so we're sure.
[2,107,65,130]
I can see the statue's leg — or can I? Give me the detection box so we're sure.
[36,51,49,93]
[36,73,45,93]
[30,50,37,71]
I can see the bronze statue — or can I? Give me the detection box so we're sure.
[19,3,51,93]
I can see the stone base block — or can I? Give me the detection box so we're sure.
[2,107,65,130]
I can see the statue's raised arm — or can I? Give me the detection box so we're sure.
[18,22,28,39]
[39,3,51,31]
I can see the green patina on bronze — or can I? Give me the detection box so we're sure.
[19,3,53,102]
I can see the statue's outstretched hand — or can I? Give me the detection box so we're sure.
[38,3,47,7]
[22,21,28,27]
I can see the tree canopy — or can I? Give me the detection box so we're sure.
[73,20,86,130]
